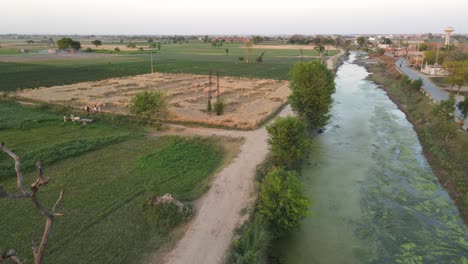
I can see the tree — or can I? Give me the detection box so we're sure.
[289,61,336,128]
[91,40,102,47]
[434,96,456,143]
[26,40,34,44]
[157,42,161,50]
[457,96,468,121]
[381,38,392,45]
[266,116,311,168]
[258,168,310,237]
[70,41,81,51]
[147,38,154,43]
[129,91,168,124]
[0,144,64,264]
[314,44,325,56]
[225,48,229,55]
[443,61,467,95]
[252,36,264,44]
[56,37,73,50]
[357,36,366,48]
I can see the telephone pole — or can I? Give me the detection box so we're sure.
[150,52,154,73]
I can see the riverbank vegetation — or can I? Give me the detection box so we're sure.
[366,56,468,223]
[227,61,335,263]
[289,60,336,128]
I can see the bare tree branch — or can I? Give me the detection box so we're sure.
[0,143,64,264]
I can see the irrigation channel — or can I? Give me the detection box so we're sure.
[273,53,467,263]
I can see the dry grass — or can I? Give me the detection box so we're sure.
[16,73,290,129]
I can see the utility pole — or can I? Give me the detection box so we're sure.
[207,70,212,113]
[150,52,154,73]
[216,71,220,101]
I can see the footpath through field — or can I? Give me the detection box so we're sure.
[152,51,342,264]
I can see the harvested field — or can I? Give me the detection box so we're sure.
[16,73,290,129]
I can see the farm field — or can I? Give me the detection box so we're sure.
[0,100,241,263]
[0,41,338,91]
[16,73,290,129]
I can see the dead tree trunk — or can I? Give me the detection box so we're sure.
[0,144,64,264]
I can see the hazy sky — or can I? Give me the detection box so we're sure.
[1,0,467,35]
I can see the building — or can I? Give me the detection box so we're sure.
[444,26,455,46]
[420,63,449,76]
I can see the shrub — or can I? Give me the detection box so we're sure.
[258,167,310,237]
[410,78,423,90]
[266,116,311,169]
[230,215,271,264]
[129,90,168,124]
[113,47,120,52]
[83,47,93,53]
[214,99,225,115]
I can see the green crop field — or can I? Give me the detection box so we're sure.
[0,101,229,263]
[0,42,337,91]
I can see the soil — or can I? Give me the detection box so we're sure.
[16,73,290,130]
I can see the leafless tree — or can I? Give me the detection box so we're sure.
[0,143,64,264]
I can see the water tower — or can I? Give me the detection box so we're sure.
[444,26,455,46]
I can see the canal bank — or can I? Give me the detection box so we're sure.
[273,53,467,264]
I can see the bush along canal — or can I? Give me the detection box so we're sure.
[272,53,467,264]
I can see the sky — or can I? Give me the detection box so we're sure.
[1,0,467,35]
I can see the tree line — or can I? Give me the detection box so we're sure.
[229,60,336,263]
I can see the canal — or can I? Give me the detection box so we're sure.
[273,53,467,263]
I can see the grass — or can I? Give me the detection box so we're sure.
[367,56,468,223]
[0,136,226,264]
[0,100,137,180]
[0,99,237,264]
[0,42,337,91]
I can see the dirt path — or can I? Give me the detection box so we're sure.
[151,106,291,264]
[152,51,342,264]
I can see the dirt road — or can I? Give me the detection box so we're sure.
[153,106,291,264]
[155,51,342,264]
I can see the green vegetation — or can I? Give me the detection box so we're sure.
[457,96,468,120]
[56,37,81,50]
[129,90,168,124]
[410,78,423,90]
[0,42,338,91]
[229,215,271,264]
[0,100,135,181]
[258,168,310,237]
[213,99,225,116]
[0,100,228,263]
[368,58,468,223]
[91,40,102,47]
[289,60,336,128]
[266,116,311,169]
